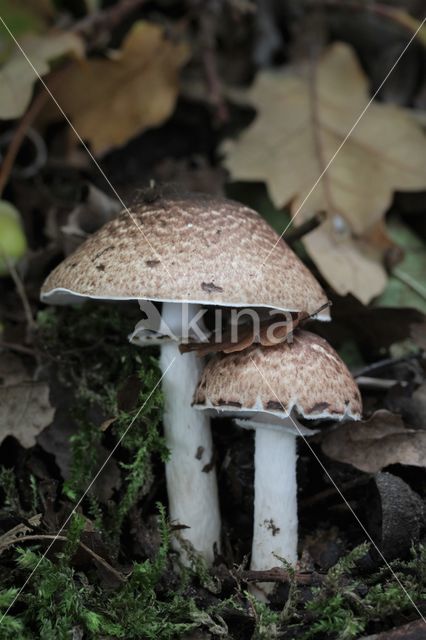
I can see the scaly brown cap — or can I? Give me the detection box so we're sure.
[193,330,362,421]
[41,193,329,318]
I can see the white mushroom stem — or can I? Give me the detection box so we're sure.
[159,302,221,564]
[238,418,298,600]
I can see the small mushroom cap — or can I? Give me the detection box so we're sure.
[41,193,329,319]
[193,330,362,422]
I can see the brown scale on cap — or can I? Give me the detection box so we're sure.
[41,193,328,316]
[193,330,362,421]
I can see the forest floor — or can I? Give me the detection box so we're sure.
[0,1,425,638]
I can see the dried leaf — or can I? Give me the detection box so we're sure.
[321,410,426,473]
[0,355,55,448]
[302,221,387,305]
[387,382,426,430]
[0,31,84,119]
[0,514,42,554]
[223,43,426,302]
[60,184,122,254]
[48,21,190,155]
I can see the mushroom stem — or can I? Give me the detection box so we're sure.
[159,302,221,564]
[251,424,298,600]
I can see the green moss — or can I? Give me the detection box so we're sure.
[303,544,425,639]
[1,507,199,639]
[2,305,423,639]
[37,304,166,538]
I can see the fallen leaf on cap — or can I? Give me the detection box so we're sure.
[0,31,84,119]
[223,42,426,303]
[0,353,55,448]
[321,409,426,473]
[46,21,190,155]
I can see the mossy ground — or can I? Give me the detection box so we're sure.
[0,306,424,639]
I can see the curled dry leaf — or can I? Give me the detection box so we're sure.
[0,352,55,447]
[321,409,426,473]
[60,184,122,254]
[0,31,84,120]
[223,43,426,303]
[47,21,190,155]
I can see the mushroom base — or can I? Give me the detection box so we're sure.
[160,337,221,565]
[250,425,298,600]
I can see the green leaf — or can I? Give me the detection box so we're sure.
[0,200,27,275]
[375,219,426,313]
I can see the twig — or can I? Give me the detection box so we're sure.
[393,266,426,301]
[0,340,38,357]
[300,475,370,510]
[199,8,229,124]
[0,89,49,196]
[0,533,126,582]
[0,515,42,550]
[356,376,407,390]
[1,251,36,337]
[72,0,146,38]
[309,1,426,46]
[353,352,420,378]
[237,566,321,585]
[285,210,326,244]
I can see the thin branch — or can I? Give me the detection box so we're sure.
[199,8,229,124]
[393,266,426,301]
[285,210,326,244]
[356,376,407,389]
[72,0,146,38]
[353,352,420,378]
[236,566,322,585]
[0,89,49,196]
[310,1,426,46]
[0,340,38,357]
[300,475,370,510]
[1,251,36,337]
[0,533,126,583]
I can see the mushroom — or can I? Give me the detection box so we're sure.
[40,192,329,564]
[193,330,362,596]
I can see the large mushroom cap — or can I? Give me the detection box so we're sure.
[193,330,362,422]
[41,193,329,318]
